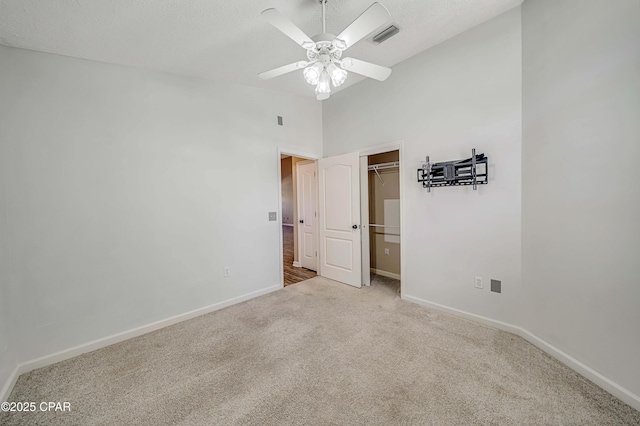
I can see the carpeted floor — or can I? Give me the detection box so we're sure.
[2,276,639,425]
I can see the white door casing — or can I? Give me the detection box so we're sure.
[360,156,371,286]
[318,152,362,288]
[297,161,318,271]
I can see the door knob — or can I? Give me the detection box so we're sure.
[352,225,358,229]
[300,220,304,224]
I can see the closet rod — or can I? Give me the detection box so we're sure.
[368,224,400,228]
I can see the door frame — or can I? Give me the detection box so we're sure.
[360,156,371,286]
[296,160,318,272]
[276,141,405,297]
[277,147,320,288]
[355,141,406,297]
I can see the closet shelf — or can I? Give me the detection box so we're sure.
[367,161,399,171]
[369,161,399,185]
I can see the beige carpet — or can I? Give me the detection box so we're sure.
[2,276,639,425]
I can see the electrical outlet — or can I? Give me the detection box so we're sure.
[223,267,231,277]
[384,248,390,256]
[475,276,483,289]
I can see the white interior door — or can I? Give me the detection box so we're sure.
[318,152,361,288]
[297,161,317,271]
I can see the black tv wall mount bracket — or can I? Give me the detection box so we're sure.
[417,149,488,192]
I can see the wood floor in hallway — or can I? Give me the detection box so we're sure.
[282,225,316,286]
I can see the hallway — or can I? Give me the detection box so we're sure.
[282,225,316,286]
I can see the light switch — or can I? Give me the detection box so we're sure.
[269,212,277,221]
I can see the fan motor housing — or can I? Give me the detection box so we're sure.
[312,33,337,43]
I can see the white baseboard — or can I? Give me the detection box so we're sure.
[371,268,401,280]
[0,367,20,403]
[5,287,638,412]
[282,223,294,227]
[403,295,521,335]
[403,294,640,412]
[517,328,640,411]
[292,261,301,267]
[1,284,281,402]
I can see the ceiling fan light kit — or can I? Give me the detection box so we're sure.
[327,64,347,87]
[316,70,331,96]
[303,62,324,85]
[258,1,393,100]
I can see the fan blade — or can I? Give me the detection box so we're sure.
[262,8,315,48]
[342,58,392,81]
[336,3,391,49]
[259,62,304,80]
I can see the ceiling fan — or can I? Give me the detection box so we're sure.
[258,1,393,100]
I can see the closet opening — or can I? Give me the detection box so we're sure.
[360,150,401,296]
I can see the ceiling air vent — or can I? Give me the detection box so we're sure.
[371,24,400,45]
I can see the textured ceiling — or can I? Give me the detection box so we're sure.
[0,0,522,98]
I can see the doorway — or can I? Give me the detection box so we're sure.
[280,154,318,286]
[360,150,401,296]
[281,143,404,296]
[313,144,403,295]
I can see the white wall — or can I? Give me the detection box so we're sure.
[0,45,322,367]
[0,129,17,394]
[522,0,640,397]
[324,8,522,325]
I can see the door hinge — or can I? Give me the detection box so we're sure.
[314,171,316,177]
[315,211,317,217]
